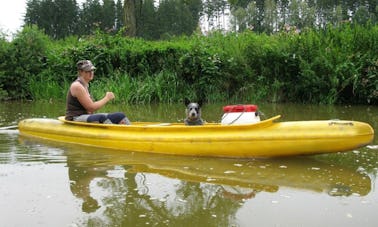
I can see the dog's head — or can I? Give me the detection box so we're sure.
[184,99,203,125]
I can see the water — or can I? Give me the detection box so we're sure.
[1,101,377,226]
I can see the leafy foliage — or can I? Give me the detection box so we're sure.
[0,26,50,100]
[23,0,202,40]
[229,0,378,33]
[0,24,377,105]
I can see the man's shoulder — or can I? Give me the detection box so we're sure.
[71,80,84,88]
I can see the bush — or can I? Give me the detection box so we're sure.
[0,26,50,100]
[0,24,376,104]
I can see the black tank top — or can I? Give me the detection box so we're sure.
[65,79,90,120]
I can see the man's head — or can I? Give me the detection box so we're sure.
[77,60,96,71]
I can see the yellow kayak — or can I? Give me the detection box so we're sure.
[18,115,374,158]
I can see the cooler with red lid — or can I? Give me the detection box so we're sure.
[221,104,260,125]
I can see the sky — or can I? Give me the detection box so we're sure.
[0,0,27,35]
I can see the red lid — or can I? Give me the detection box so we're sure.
[223,105,258,113]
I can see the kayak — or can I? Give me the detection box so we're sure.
[18,115,374,158]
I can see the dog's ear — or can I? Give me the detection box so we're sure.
[198,100,203,107]
[184,98,190,106]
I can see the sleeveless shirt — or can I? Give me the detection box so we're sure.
[65,79,90,120]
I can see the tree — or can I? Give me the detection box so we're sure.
[135,0,157,39]
[288,0,300,29]
[156,0,202,38]
[124,0,137,36]
[203,0,227,31]
[78,0,103,35]
[263,0,277,33]
[55,0,79,37]
[24,0,41,26]
[186,0,203,32]
[115,0,125,30]
[102,0,116,32]
[353,6,371,25]
[24,0,78,39]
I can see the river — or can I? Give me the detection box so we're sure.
[1,101,377,227]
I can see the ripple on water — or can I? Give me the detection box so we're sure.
[367,145,378,150]
[0,136,67,165]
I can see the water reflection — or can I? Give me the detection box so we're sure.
[1,101,376,226]
[17,138,372,225]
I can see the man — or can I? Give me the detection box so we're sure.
[65,60,130,124]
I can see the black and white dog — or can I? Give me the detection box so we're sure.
[184,99,204,125]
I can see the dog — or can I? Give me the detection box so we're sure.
[184,99,204,125]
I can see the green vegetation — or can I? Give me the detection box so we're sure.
[24,0,202,40]
[0,24,377,104]
[23,0,378,40]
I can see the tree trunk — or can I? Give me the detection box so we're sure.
[124,0,136,37]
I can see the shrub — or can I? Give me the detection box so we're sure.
[1,24,377,105]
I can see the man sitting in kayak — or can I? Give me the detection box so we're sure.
[65,60,131,124]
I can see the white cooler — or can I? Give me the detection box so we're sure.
[221,104,260,125]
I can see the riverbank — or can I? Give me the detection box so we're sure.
[1,24,377,104]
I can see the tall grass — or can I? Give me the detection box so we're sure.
[28,70,69,101]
